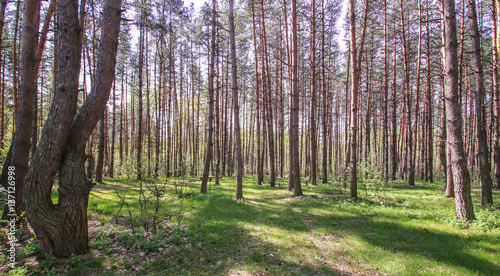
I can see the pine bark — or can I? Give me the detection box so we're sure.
[0,0,40,219]
[24,0,122,256]
[467,0,493,205]
[442,0,475,220]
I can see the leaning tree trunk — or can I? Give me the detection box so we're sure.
[442,0,475,220]
[24,0,122,257]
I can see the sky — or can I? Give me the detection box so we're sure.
[186,0,206,11]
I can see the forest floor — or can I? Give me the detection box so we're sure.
[1,175,500,275]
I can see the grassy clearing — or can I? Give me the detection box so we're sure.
[1,176,499,275]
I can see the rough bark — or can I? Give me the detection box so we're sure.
[24,0,122,256]
[0,0,40,219]
[442,0,475,220]
[467,0,493,205]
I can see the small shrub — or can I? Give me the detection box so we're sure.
[168,227,199,245]
[18,238,40,259]
[117,232,140,247]
[4,262,31,276]
[87,256,105,269]
[64,254,83,268]
[39,256,57,270]
[140,239,166,252]
[473,205,500,232]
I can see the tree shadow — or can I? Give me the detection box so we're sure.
[182,185,500,275]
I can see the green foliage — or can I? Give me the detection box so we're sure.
[17,238,40,259]
[140,237,166,252]
[2,262,30,276]
[64,254,83,268]
[87,256,105,269]
[441,205,500,231]
[39,256,57,270]
[168,227,199,245]
[474,205,500,231]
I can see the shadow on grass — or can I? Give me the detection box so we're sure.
[182,182,499,276]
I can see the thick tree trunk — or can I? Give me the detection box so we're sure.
[24,0,122,256]
[0,0,40,219]
[442,0,475,220]
[467,0,493,205]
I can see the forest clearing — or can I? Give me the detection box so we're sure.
[1,0,500,274]
[2,177,500,275]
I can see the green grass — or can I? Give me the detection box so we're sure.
[1,176,499,275]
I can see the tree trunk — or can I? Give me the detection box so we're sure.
[442,0,475,220]
[201,0,217,193]
[291,0,302,196]
[229,0,243,199]
[260,0,276,187]
[109,80,116,178]
[0,0,40,219]
[467,0,493,205]
[349,0,358,199]
[0,0,7,149]
[250,0,263,186]
[95,114,105,182]
[383,0,389,182]
[493,0,500,190]
[425,0,433,183]
[308,0,317,187]
[24,0,122,256]
[137,9,144,180]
